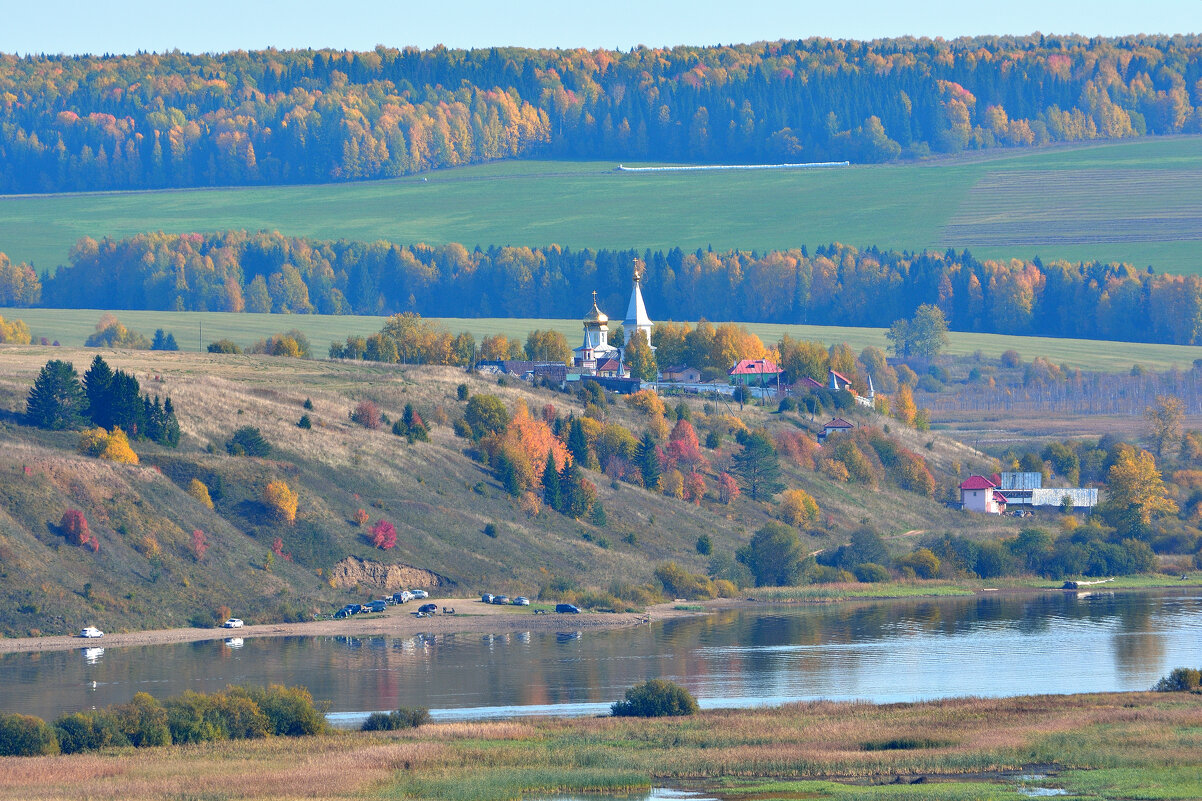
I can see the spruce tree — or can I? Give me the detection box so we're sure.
[542,453,562,512]
[164,332,179,351]
[26,360,87,430]
[82,355,114,429]
[636,432,661,490]
[559,460,589,519]
[109,370,146,436]
[567,417,590,467]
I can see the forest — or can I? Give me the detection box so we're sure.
[0,34,1199,192]
[9,231,1202,345]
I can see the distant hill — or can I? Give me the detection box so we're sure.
[0,346,1001,637]
[0,35,1200,195]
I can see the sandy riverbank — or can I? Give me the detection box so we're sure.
[0,598,719,655]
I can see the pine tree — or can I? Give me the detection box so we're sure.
[109,370,146,436]
[151,328,168,350]
[542,452,562,511]
[161,396,180,447]
[26,359,87,430]
[731,431,784,500]
[636,432,661,490]
[559,460,590,519]
[164,332,179,351]
[82,355,114,429]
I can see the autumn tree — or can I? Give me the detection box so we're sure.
[524,329,572,364]
[738,522,805,586]
[1145,394,1185,460]
[188,479,214,508]
[350,400,383,429]
[717,472,740,504]
[263,480,299,525]
[191,529,208,561]
[893,385,917,426]
[1104,448,1178,535]
[59,509,92,547]
[465,394,509,439]
[371,519,397,549]
[625,329,657,382]
[779,488,820,526]
[26,360,88,430]
[665,419,707,473]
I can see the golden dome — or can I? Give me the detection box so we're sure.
[584,290,608,324]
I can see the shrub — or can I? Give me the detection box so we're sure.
[297,414,312,429]
[242,685,328,736]
[484,523,498,538]
[653,562,716,600]
[0,712,59,756]
[226,426,270,457]
[1153,667,1202,692]
[263,480,299,524]
[60,509,92,547]
[187,478,214,508]
[361,707,431,731]
[611,679,699,717]
[113,692,171,747]
[191,529,208,561]
[371,519,397,549]
[166,689,271,744]
[456,383,469,401]
[696,534,712,555]
[779,488,820,526]
[353,508,370,526]
[854,562,891,583]
[208,339,242,354]
[1000,349,1023,368]
[351,400,383,429]
[53,710,127,754]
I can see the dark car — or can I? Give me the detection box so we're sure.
[334,606,356,619]
[418,603,438,614]
[364,600,387,613]
[555,603,581,614]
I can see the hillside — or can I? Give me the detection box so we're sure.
[0,344,1010,637]
[3,138,1202,275]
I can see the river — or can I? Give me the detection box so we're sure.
[2,589,1200,723]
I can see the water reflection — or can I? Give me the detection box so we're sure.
[81,647,104,665]
[2,590,1200,722]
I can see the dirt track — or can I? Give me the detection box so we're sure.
[0,599,709,655]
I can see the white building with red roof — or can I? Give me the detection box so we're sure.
[960,475,1008,514]
[817,417,854,444]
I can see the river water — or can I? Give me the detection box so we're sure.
[2,589,1200,723]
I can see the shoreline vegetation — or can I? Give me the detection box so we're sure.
[2,577,1198,656]
[1,689,1200,800]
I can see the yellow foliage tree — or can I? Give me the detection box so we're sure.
[1106,448,1177,531]
[187,478,214,509]
[263,480,299,525]
[893,385,917,426]
[779,488,820,526]
[0,314,32,344]
[626,389,666,417]
[662,469,685,499]
[496,399,570,491]
[78,427,110,457]
[101,428,139,465]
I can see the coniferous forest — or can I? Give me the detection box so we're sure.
[0,34,1200,192]
[3,231,1199,345]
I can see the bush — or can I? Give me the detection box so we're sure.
[242,685,328,736]
[53,710,128,754]
[456,383,469,401]
[484,523,498,538]
[361,707,431,731]
[226,426,270,457]
[113,692,171,747]
[350,400,383,429]
[0,712,59,756]
[187,478,214,508]
[854,562,891,583]
[1153,667,1202,692]
[166,689,270,743]
[59,508,92,547]
[611,679,699,717]
[263,480,299,525]
[208,339,242,354]
[653,562,716,599]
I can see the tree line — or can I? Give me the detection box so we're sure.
[13,231,1202,345]
[0,35,1200,193]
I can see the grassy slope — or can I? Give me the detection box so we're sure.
[1,136,1201,274]
[6,309,1202,373]
[0,345,1007,638]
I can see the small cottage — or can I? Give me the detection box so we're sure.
[960,475,1008,514]
[818,417,854,444]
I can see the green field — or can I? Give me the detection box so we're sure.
[1,136,1201,274]
[5,307,1201,372]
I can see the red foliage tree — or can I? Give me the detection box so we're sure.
[717,472,740,505]
[371,519,397,550]
[191,529,208,561]
[684,472,706,504]
[666,419,708,473]
[350,400,383,430]
[60,509,92,547]
[271,536,292,560]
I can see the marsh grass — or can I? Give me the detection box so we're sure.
[2,693,1200,800]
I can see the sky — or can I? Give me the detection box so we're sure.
[0,0,1199,55]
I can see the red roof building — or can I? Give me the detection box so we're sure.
[960,475,1005,514]
[817,417,854,443]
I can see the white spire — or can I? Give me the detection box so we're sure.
[623,263,653,347]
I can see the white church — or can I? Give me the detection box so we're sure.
[572,265,654,378]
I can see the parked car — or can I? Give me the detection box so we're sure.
[418,603,438,614]
[393,591,414,604]
[411,590,429,599]
[555,603,581,614]
[491,595,509,605]
[481,593,494,603]
[79,626,104,638]
[364,600,387,613]
[221,618,244,629]
[512,597,530,606]
[335,604,360,619]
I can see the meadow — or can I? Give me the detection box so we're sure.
[1,136,1200,275]
[5,307,1202,373]
[1,692,1199,800]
